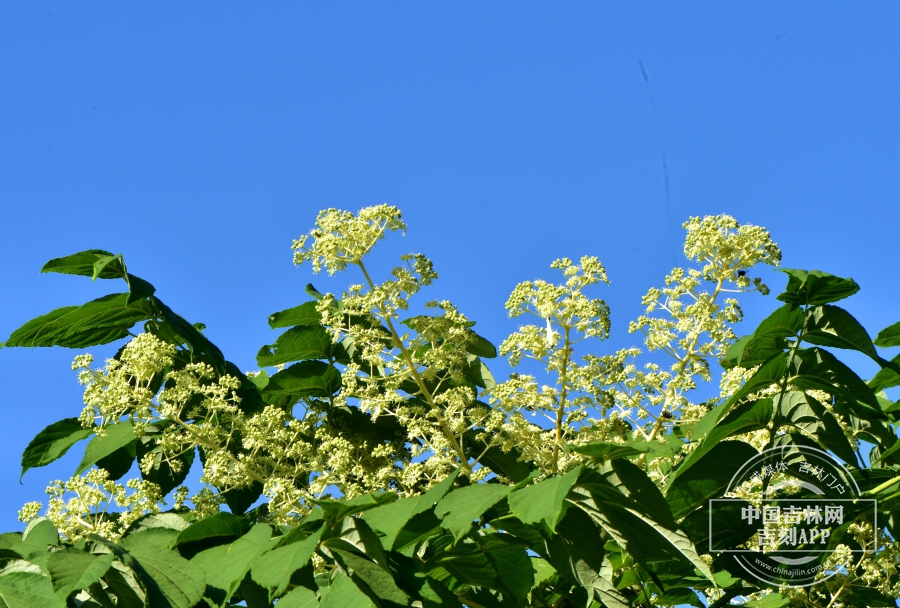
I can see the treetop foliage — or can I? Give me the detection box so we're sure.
[1,206,899,607]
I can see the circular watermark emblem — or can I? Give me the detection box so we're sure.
[709,445,877,587]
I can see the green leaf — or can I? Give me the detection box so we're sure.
[752,303,805,339]
[680,499,755,552]
[874,320,900,348]
[41,250,125,280]
[465,330,497,359]
[174,513,251,549]
[0,571,61,608]
[573,470,714,583]
[315,492,397,524]
[672,399,773,484]
[124,513,192,537]
[46,550,114,602]
[844,584,898,606]
[543,508,627,608]
[95,441,137,481]
[792,347,882,415]
[464,432,535,483]
[136,439,194,496]
[774,392,859,466]
[263,361,341,400]
[250,527,323,599]
[256,326,344,367]
[101,563,145,608]
[776,268,860,306]
[75,422,136,476]
[319,572,375,608]
[869,353,900,392]
[666,441,758,519]
[571,439,674,462]
[275,585,319,608]
[267,302,321,329]
[363,470,458,549]
[803,305,879,361]
[462,356,495,390]
[150,298,226,369]
[654,587,704,607]
[5,294,154,349]
[330,548,409,605]
[118,534,207,608]
[221,481,264,516]
[508,466,580,536]
[12,519,59,558]
[435,485,512,542]
[593,459,679,530]
[743,593,789,608]
[20,418,92,480]
[191,524,276,607]
[482,537,533,604]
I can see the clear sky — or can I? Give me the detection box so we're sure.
[1,3,899,533]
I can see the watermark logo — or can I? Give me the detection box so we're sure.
[710,445,877,587]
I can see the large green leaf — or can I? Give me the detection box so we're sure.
[666,441,758,519]
[869,353,900,392]
[874,320,900,348]
[251,527,323,599]
[46,550,114,603]
[136,438,194,496]
[267,302,321,330]
[330,548,409,606]
[256,326,344,367]
[221,481,264,516]
[573,490,713,584]
[116,532,206,608]
[435,485,512,542]
[462,356,495,391]
[0,571,60,608]
[465,330,497,359]
[803,305,879,361]
[315,493,397,524]
[20,419,92,480]
[174,513,250,549]
[776,269,859,306]
[150,298,225,368]
[573,468,714,583]
[319,572,375,608]
[508,467,581,536]
[481,536,534,604]
[572,439,675,462]
[275,585,319,608]
[41,250,125,280]
[6,294,154,349]
[792,347,882,416]
[673,399,773,484]
[464,432,535,483]
[101,563,145,608]
[542,508,627,608]
[591,460,678,530]
[191,524,276,607]
[263,361,341,399]
[12,519,59,558]
[75,422,135,476]
[774,391,859,466]
[363,470,458,549]
[680,499,755,552]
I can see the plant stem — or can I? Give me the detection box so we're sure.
[551,325,571,473]
[637,276,725,468]
[356,259,472,474]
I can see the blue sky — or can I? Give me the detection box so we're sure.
[1,3,899,533]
